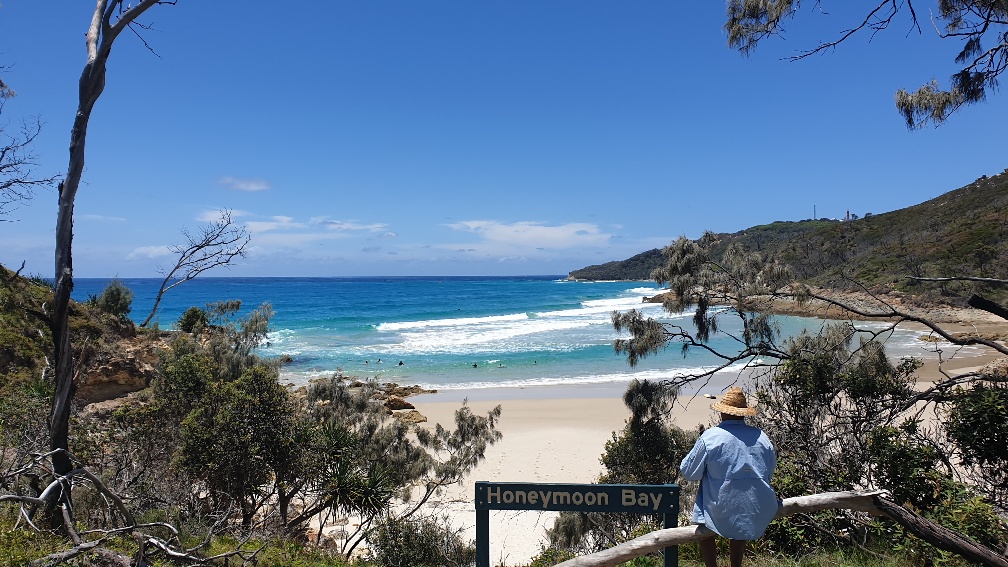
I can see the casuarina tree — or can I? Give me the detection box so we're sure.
[724,1,1008,128]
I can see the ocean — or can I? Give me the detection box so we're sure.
[71,276,944,395]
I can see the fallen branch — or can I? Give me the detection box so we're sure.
[967,294,1008,322]
[28,538,107,567]
[872,497,1008,567]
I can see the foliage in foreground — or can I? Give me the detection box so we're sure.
[0,287,500,565]
[754,328,1007,563]
[366,514,476,567]
[85,277,134,319]
[599,233,1008,565]
[541,379,700,562]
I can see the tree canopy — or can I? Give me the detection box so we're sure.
[724,0,1008,128]
[604,232,1008,564]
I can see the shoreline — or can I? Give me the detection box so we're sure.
[406,316,1006,566]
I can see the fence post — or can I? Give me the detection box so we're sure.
[663,483,679,567]
[476,481,489,567]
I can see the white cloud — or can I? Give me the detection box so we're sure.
[219,176,271,192]
[79,214,126,222]
[198,212,399,255]
[446,220,612,249]
[310,217,388,232]
[250,231,351,247]
[126,245,173,260]
[245,216,306,233]
[197,209,251,223]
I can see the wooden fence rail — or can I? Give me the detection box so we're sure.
[555,491,1008,567]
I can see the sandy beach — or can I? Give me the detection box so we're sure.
[411,387,716,566]
[407,321,1007,566]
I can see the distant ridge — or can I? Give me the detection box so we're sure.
[568,168,1008,300]
[565,249,663,281]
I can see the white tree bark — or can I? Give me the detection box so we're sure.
[51,0,165,480]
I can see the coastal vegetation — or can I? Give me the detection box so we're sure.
[569,167,1008,305]
[3,2,1007,566]
[0,267,504,565]
[137,210,250,329]
[549,230,1008,566]
[566,249,665,282]
[724,1,1008,129]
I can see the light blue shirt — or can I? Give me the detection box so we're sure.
[679,419,778,540]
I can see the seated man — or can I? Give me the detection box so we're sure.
[679,387,778,567]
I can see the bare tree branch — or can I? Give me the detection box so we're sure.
[909,276,1008,285]
[139,209,250,327]
[790,287,1008,356]
[787,1,906,61]
[0,100,59,220]
[966,294,1008,321]
[28,537,109,567]
[52,0,178,481]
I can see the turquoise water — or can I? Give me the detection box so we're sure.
[72,276,937,392]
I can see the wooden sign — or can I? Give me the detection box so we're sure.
[475,481,680,567]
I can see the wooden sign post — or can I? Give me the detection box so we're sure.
[475,481,680,567]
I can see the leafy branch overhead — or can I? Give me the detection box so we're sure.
[613,231,794,372]
[725,0,1008,128]
[605,229,1008,564]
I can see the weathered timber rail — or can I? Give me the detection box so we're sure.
[555,491,1008,567]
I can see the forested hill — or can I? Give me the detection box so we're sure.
[565,248,664,281]
[568,169,1008,298]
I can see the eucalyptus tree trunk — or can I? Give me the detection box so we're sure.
[51,0,164,478]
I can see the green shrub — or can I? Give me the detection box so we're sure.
[545,380,699,559]
[366,514,476,567]
[25,273,53,290]
[178,364,297,528]
[0,516,64,566]
[524,546,576,566]
[96,278,134,319]
[944,383,1008,471]
[202,536,351,567]
[177,306,208,333]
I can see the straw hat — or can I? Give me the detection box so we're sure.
[711,386,757,416]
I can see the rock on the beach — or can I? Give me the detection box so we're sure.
[981,356,1008,378]
[384,383,437,397]
[385,395,415,410]
[394,409,427,424]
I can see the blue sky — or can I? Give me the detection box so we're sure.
[0,2,1004,277]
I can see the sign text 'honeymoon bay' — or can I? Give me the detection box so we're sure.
[475,482,677,514]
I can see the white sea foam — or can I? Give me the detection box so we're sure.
[362,293,674,356]
[854,322,988,360]
[277,358,756,391]
[377,312,529,331]
[394,320,595,354]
